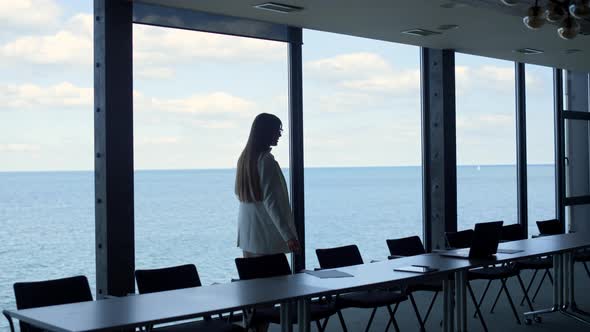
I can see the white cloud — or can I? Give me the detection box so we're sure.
[340,69,420,94]
[136,67,176,80]
[1,13,283,67]
[0,143,41,152]
[0,82,92,109]
[305,52,392,79]
[135,91,256,116]
[0,0,61,29]
[306,52,420,97]
[191,120,237,129]
[137,137,180,145]
[0,14,92,65]
[457,114,514,132]
[456,65,516,95]
[133,25,284,64]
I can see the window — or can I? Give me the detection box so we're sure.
[0,1,95,327]
[455,54,517,231]
[133,25,288,284]
[303,30,422,267]
[525,65,555,236]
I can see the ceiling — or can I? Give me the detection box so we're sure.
[138,0,590,72]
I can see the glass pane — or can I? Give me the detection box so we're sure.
[456,54,517,231]
[565,119,590,198]
[303,30,422,267]
[0,1,94,327]
[526,64,555,237]
[133,25,288,285]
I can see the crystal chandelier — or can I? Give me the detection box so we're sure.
[502,0,590,40]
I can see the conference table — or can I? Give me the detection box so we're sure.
[4,232,590,332]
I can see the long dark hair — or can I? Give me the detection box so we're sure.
[236,113,282,202]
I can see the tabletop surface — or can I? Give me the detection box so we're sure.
[6,232,590,332]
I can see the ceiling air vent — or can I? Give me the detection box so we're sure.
[514,48,544,55]
[565,49,582,54]
[254,2,303,13]
[401,29,441,37]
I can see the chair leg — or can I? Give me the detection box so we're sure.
[315,319,324,332]
[473,280,493,318]
[520,269,538,306]
[423,291,439,324]
[3,311,16,332]
[516,274,534,311]
[489,282,503,314]
[385,304,401,332]
[501,278,521,325]
[364,308,378,332]
[583,262,590,279]
[532,269,549,303]
[336,310,348,332]
[468,282,489,332]
[408,293,425,331]
[547,269,554,284]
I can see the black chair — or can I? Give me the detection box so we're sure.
[6,275,93,332]
[387,236,442,332]
[494,224,550,312]
[316,245,407,332]
[536,219,563,236]
[234,254,346,332]
[445,226,533,332]
[135,264,244,332]
[536,218,590,281]
[445,229,474,249]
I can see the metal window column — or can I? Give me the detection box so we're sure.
[564,71,590,234]
[94,0,135,298]
[288,27,305,272]
[554,69,566,231]
[421,48,457,251]
[515,62,528,236]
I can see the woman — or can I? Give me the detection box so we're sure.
[236,113,300,258]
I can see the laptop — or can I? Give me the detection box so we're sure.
[441,221,504,259]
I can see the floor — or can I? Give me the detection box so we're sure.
[269,264,590,331]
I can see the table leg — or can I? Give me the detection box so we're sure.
[281,301,293,332]
[297,298,311,332]
[524,253,562,321]
[454,270,467,332]
[442,277,454,332]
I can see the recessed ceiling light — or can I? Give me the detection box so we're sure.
[401,29,441,37]
[565,49,582,54]
[254,2,303,13]
[514,48,544,54]
[438,24,459,31]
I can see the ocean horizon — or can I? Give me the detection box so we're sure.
[0,163,555,174]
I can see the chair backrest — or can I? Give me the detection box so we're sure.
[135,264,201,294]
[13,275,93,332]
[235,253,292,280]
[315,244,364,269]
[386,236,426,257]
[501,223,526,242]
[445,229,474,249]
[536,219,563,235]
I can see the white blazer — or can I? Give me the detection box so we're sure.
[237,152,298,254]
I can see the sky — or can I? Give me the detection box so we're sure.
[0,0,556,172]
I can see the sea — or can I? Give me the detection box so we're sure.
[0,165,555,329]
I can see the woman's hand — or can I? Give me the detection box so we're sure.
[287,239,301,252]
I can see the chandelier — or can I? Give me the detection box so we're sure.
[501,0,590,40]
